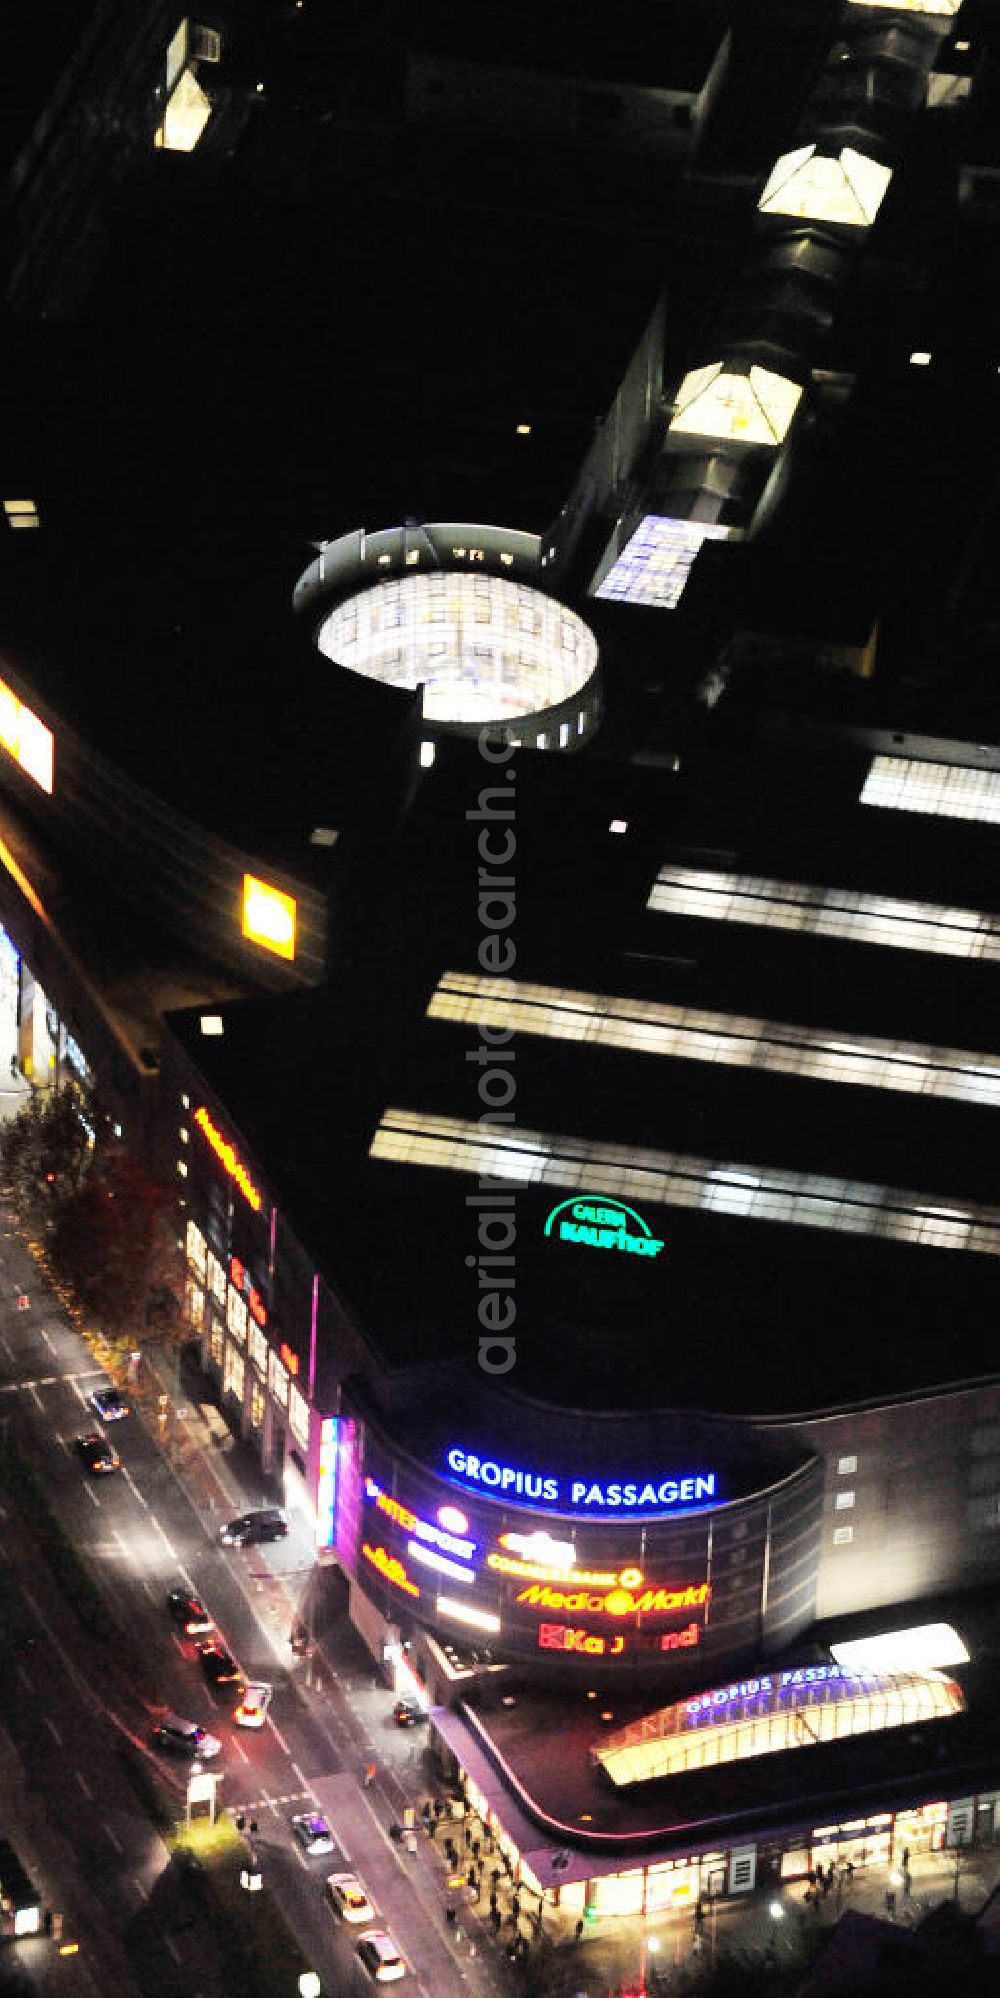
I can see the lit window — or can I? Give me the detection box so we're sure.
[831,1624,970,1672]
[758,146,892,228]
[289,1385,310,1449]
[861,755,1000,824]
[226,1285,247,1345]
[910,351,932,367]
[647,865,1000,963]
[0,674,54,792]
[835,1490,855,1510]
[426,971,1000,1109]
[242,874,297,961]
[405,549,420,565]
[609,820,628,835]
[833,1526,854,1545]
[559,722,571,748]
[419,740,436,768]
[370,1107,1000,1255]
[181,1092,191,1110]
[179,1126,189,1144]
[269,1350,289,1408]
[249,1321,267,1374]
[838,1455,857,1476]
[536,732,548,750]
[186,1220,207,1277]
[154,64,212,151]
[516,422,532,436]
[309,826,339,847]
[3,499,39,530]
[669,364,802,447]
[177,1158,188,1177]
[200,1014,224,1036]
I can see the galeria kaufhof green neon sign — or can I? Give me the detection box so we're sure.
[544,1198,664,1259]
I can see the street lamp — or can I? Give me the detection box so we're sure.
[298,1975,321,1998]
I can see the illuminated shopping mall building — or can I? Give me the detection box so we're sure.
[3,0,1000,1915]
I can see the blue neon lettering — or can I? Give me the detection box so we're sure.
[445,1448,718,1511]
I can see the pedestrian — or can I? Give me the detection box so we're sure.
[464,1826,473,1850]
[902,1846,910,1870]
[491,1867,501,1893]
[472,1837,481,1862]
[575,1917,585,1942]
[445,1906,456,1927]
[434,1798,445,1820]
[363,1760,377,1787]
[808,1869,816,1888]
[491,1905,502,1934]
[886,1889,896,1919]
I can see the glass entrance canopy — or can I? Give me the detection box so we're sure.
[596,1665,964,1788]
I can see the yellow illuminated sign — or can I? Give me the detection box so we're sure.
[242,873,297,961]
[516,1580,710,1618]
[362,1543,420,1597]
[193,1106,263,1211]
[0,674,54,794]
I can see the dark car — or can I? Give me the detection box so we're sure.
[392,1698,427,1728]
[198,1641,241,1687]
[151,1714,221,1760]
[90,1386,130,1421]
[75,1432,121,1475]
[167,1588,213,1637]
[219,1508,288,1547]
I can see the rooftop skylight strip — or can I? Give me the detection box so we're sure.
[428,973,1000,1108]
[860,756,1000,825]
[370,1110,1000,1255]
[647,867,1000,962]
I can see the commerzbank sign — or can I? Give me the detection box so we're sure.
[445,1447,718,1515]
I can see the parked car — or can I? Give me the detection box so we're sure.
[90,1386,130,1421]
[291,1812,335,1857]
[326,1870,375,1924]
[75,1433,120,1475]
[198,1641,241,1688]
[355,1931,406,1982]
[151,1715,221,1760]
[219,1508,288,1547]
[166,1589,213,1636]
[234,1681,272,1728]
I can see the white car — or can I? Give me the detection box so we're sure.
[234,1681,272,1728]
[327,1862,375,1926]
[326,1870,375,1924]
[356,1931,406,1983]
[291,1811,335,1857]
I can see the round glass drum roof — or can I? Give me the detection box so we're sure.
[316,571,598,726]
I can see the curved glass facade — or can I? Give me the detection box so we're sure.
[597,1666,964,1786]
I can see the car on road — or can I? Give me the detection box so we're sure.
[291,1811,335,1857]
[90,1385,130,1421]
[75,1433,120,1475]
[166,1588,213,1636]
[234,1681,272,1728]
[355,1931,406,1982]
[151,1714,221,1760]
[326,1871,376,1924]
[392,1698,427,1728]
[219,1508,289,1547]
[198,1641,241,1688]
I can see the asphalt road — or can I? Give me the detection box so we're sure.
[0,1214,498,1998]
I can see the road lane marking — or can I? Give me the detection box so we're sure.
[103,1824,123,1853]
[40,1327,57,1355]
[28,1381,43,1411]
[83,1481,100,1506]
[122,1467,149,1512]
[44,1716,63,1746]
[291,1760,309,1790]
[234,1740,250,1763]
[16,1662,32,1691]
[75,1770,92,1798]
[269,1721,290,1755]
[0,1332,14,1362]
[165,1937,181,1963]
[131,1875,147,1900]
[151,1515,176,1558]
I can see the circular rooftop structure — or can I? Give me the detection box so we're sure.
[295,522,602,750]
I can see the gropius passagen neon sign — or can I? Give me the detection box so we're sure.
[193,1107,263,1211]
[544,1198,664,1259]
[446,1447,717,1515]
